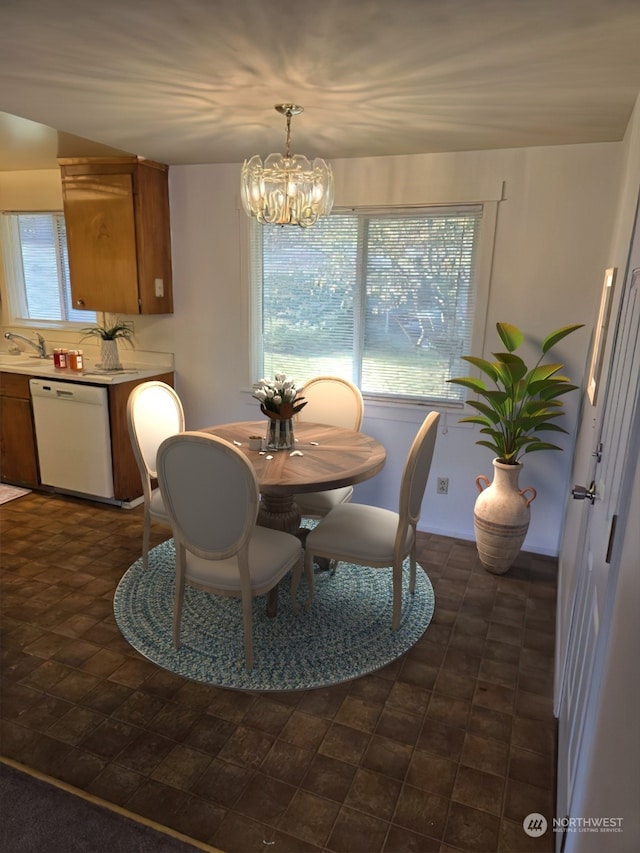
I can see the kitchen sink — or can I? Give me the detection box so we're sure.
[0,353,40,366]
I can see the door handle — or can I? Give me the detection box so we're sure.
[572,481,596,504]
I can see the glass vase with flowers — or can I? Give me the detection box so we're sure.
[253,373,307,450]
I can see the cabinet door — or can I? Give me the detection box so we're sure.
[0,396,39,487]
[64,172,140,314]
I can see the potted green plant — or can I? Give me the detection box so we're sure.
[447,321,583,573]
[81,318,135,371]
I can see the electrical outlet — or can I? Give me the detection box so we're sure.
[437,477,449,495]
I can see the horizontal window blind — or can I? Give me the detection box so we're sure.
[261,214,358,383]
[4,213,95,324]
[18,214,64,320]
[252,205,483,404]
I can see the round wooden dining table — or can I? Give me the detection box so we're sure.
[203,419,386,534]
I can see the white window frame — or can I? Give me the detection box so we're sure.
[249,202,497,407]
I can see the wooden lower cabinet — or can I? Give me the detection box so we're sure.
[0,370,174,502]
[0,373,39,487]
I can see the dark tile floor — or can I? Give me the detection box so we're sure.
[1,491,557,852]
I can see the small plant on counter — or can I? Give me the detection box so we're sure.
[81,318,135,347]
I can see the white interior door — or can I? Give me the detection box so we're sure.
[556,212,640,844]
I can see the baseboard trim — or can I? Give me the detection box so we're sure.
[0,756,223,853]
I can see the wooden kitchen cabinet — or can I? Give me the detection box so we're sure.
[58,156,173,315]
[0,372,39,487]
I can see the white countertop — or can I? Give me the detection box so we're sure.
[0,357,173,385]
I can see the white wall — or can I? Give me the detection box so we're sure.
[165,142,622,555]
[0,141,624,555]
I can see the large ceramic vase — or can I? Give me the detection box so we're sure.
[473,458,537,574]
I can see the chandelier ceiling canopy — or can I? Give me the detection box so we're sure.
[240,104,334,228]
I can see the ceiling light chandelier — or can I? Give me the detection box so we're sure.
[240,104,334,227]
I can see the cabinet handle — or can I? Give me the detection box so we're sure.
[76,299,85,307]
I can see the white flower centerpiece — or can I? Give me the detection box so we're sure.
[253,373,307,450]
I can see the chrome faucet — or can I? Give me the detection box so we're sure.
[4,331,48,358]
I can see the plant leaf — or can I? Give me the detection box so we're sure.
[476,439,502,455]
[483,390,509,407]
[491,363,511,387]
[466,400,502,422]
[541,324,584,355]
[539,383,580,400]
[532,423,569,434]
[447,377,488,393]
[459,356,501,383]
[519,412,564,430]
[522,399,564,416]
[528,363,564,383]
[527,377,569,396]
[459,415,494,428]
[493,353,528,383]
[496,322,523,352]
[523,441,564,454]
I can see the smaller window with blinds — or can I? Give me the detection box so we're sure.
[1,212,95,324]
[250,205,490,405]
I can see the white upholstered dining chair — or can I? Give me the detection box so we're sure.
[294,411,440,629]
[156,431,303,670]
[294,375,364,518]
[127,381,185,569]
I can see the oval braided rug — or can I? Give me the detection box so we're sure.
[114,539,435,691]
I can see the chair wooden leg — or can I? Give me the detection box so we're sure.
[290,555,303,614]
[242,596,254,670]
[392,559,402,631]
[173,573,185,648]
[266,585,278,618]
[409,549,417,595]
[303,549,315,610]
[142,507,151,569]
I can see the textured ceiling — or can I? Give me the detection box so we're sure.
[1,0,640,171]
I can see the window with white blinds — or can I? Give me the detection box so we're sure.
[251,205,487,404]
[1,213,95,324]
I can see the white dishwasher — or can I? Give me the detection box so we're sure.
[30,378,114,499]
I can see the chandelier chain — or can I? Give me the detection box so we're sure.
[285,111,293,158]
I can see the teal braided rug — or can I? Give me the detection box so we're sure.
[114,539,435,692]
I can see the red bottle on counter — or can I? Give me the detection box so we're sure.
[53,348,69,368]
